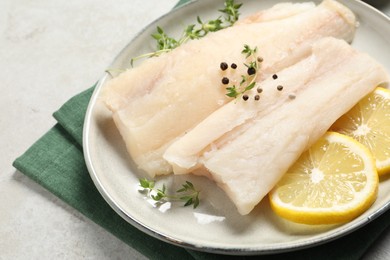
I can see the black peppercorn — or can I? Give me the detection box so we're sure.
[247,67,256,75]
[222,77,229,85]
[277,85,283,91]
[243,94,249,101]
[231,63,237,69]
[220,62,228,71]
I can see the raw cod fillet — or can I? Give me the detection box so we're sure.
[164,38,353,174]
[235,1,316,25]
[101,0,357,177]
[176,38,388,215]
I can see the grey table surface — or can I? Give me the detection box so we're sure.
[1,0,389,259]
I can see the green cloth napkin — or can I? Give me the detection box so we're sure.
[11,1,390,259]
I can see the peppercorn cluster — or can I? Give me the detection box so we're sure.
[219,44,293,101]
[220,62,285,101]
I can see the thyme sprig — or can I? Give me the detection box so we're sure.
[226,44,260,99]
[131,0,242,66]
[139,178,201,208]
[220,0,242,25]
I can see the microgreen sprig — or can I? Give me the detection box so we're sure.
[139,178,201,209]
[131,0,242,65]
[225,44,261,99]
[219,0,242,25]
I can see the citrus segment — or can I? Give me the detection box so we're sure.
[331,87,390,175]
[269,132,378,225]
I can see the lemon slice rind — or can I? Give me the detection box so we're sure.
[370,87,390,175]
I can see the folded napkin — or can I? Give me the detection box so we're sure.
[12,1,390,259]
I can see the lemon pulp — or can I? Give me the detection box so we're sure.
[331,87,390,175]
[269,132,378,225]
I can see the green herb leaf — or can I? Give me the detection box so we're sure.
[175,181,201,208]
[240,75,246,85]
[226,85,239,98]
[139,178,201,209]
[193,196,200,208]
[244,82,256,92]
[183,197,193,207]
[219,0,242,25]
[139,178,154,189]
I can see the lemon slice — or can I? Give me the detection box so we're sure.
[331,87,390,175]
[269,132,378,225]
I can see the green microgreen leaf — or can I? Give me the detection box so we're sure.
[226,85,239,98]
[139,178,201,209]
[185,181,194,189]
[219,0,242,25]
[139,178,154,189]
[244,82,256,92]
[182,197,193,207]
[240,75,246,85]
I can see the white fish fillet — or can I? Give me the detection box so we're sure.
[190,38,388,215]
[101,0,357,177]
[235,2,316,25]
[164,38,353,174]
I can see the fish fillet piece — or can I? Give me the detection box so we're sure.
[236,2,315,25]
[164,38,355,174]
[197,39,388,215]
[101,0,357,177]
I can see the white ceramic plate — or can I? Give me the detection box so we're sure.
[83,0,390,255]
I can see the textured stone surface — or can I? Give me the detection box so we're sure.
[0,1,175,259]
